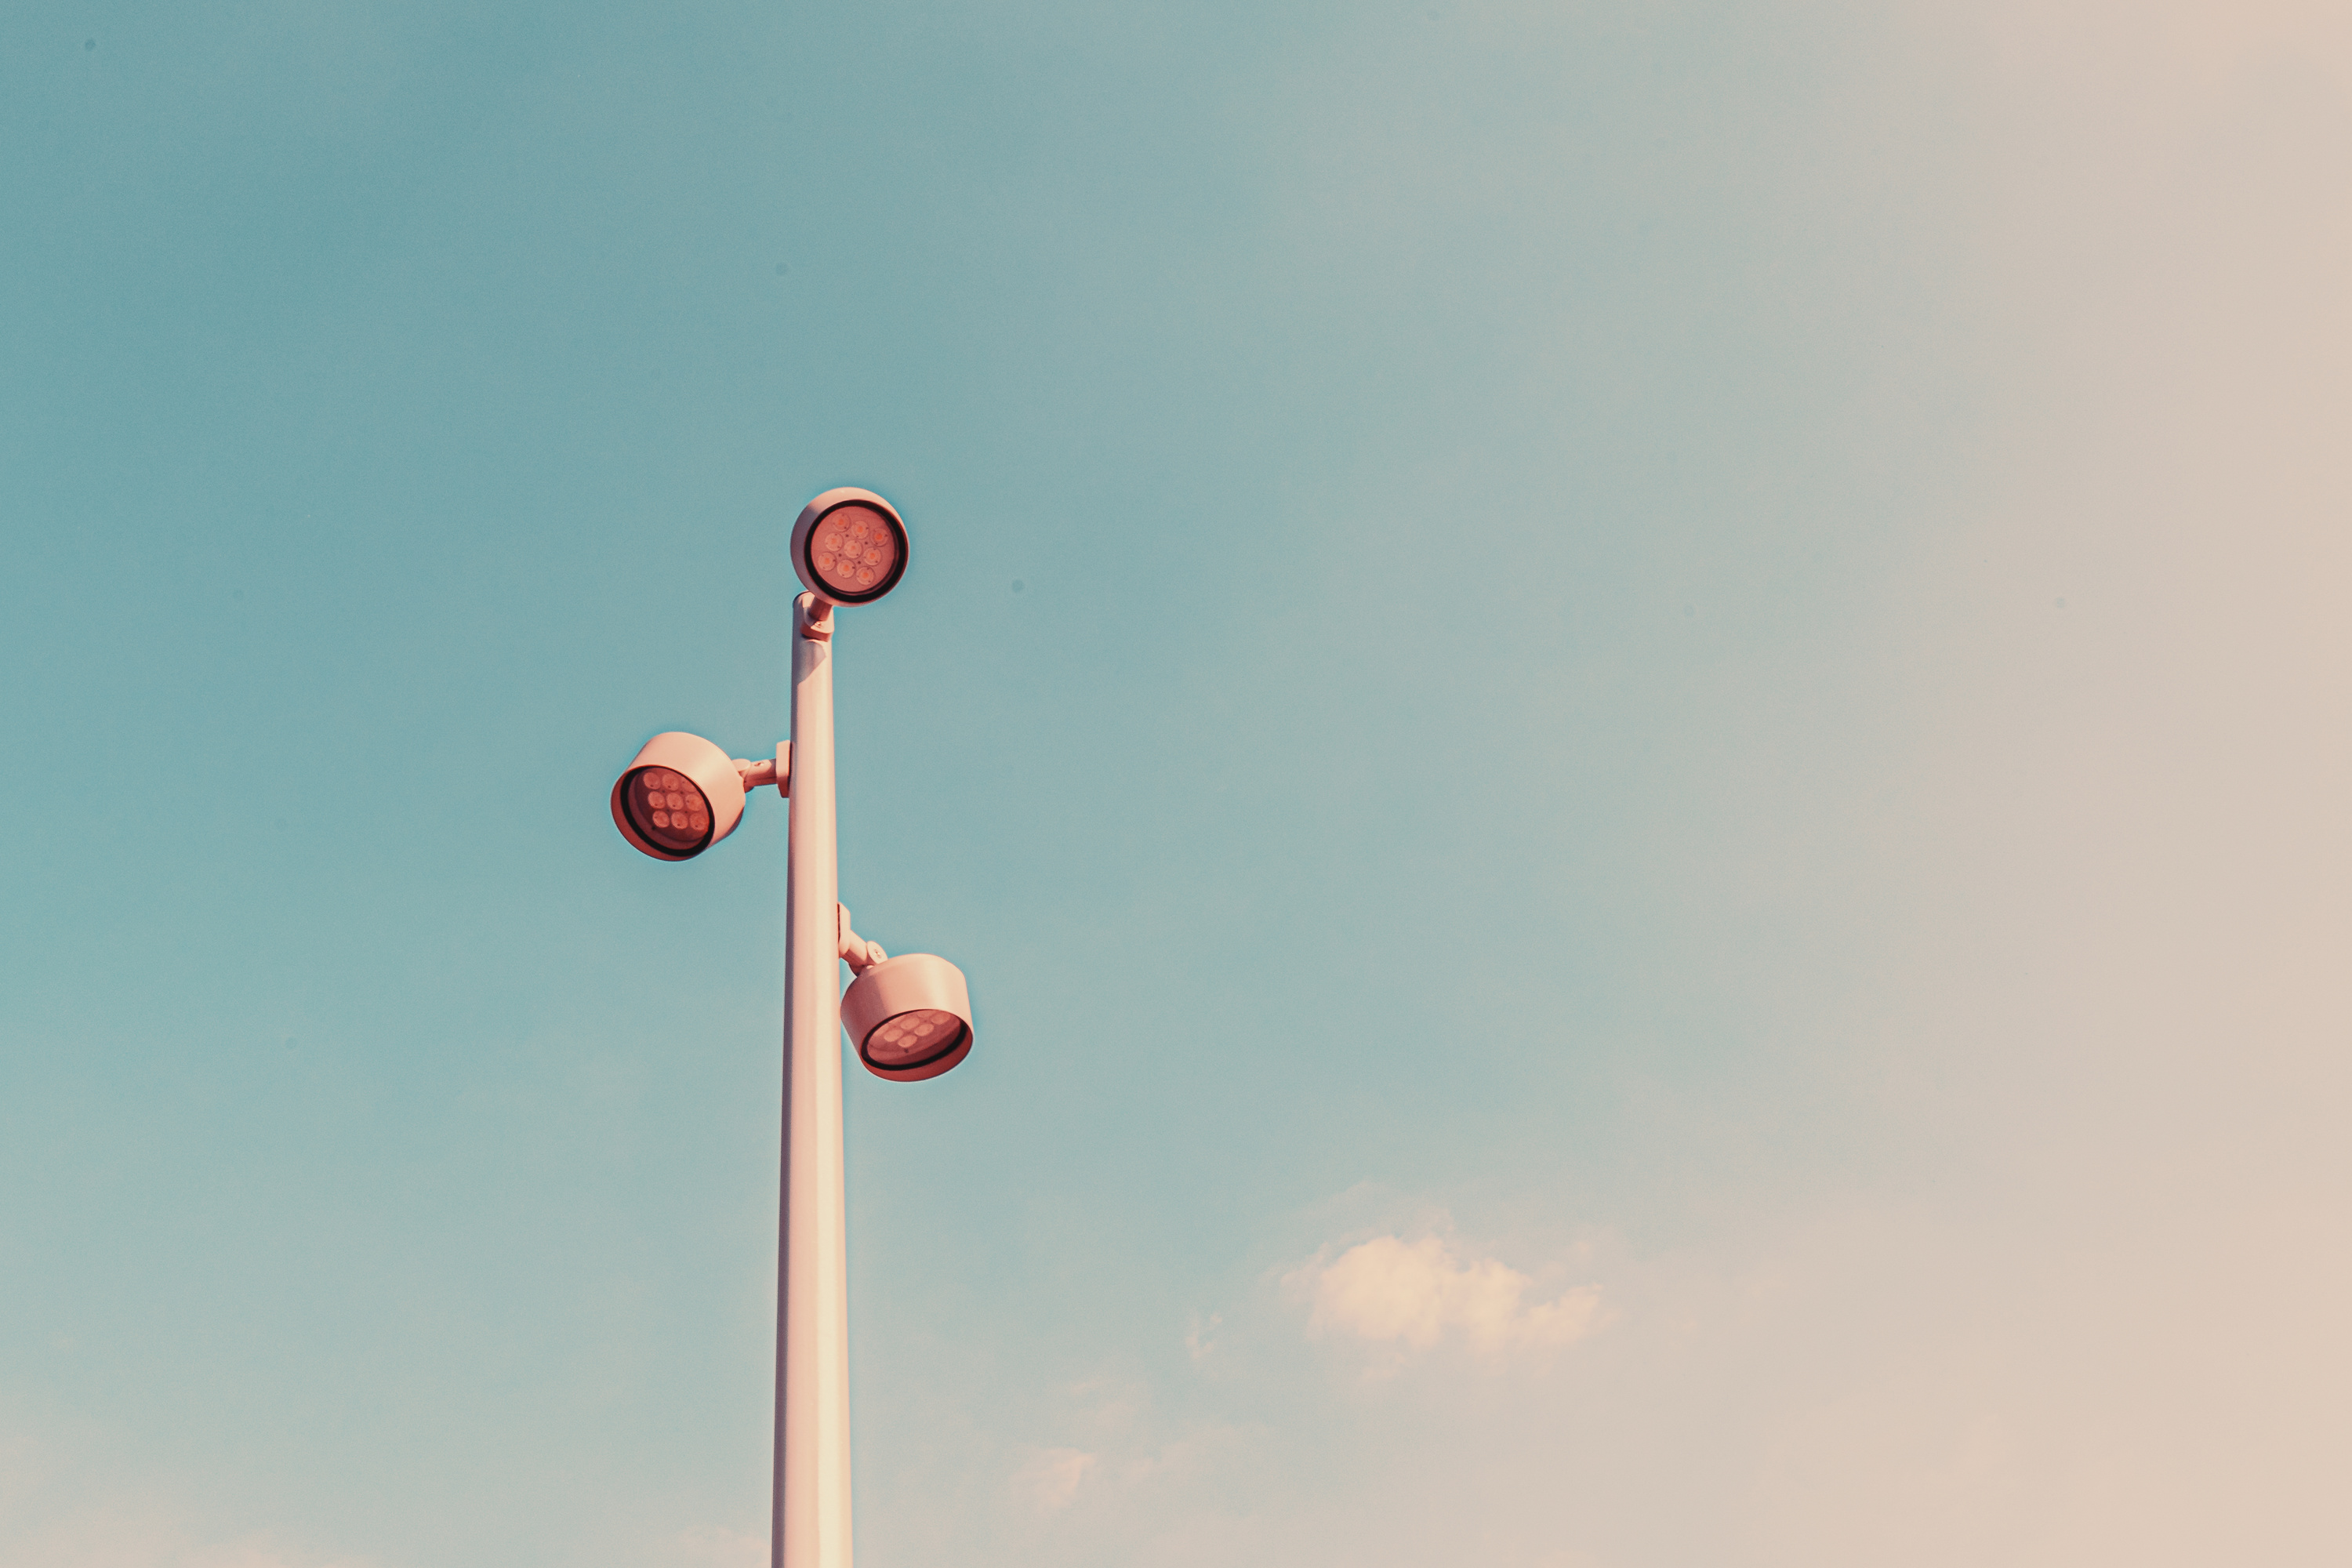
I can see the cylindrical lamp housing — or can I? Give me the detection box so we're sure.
[611,731,748,861]
[843,953,973,1081]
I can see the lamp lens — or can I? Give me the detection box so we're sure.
[807,504,903,600]
[864,1008,967,1069]
[623,766,713,855]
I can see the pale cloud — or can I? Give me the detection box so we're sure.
[0,1420,383,1568]
[1012,1446,1098,1515]
[185,1550,377,1568]
[1001,1375,1257,1530]
[662,1526,765,1568]
[1942,0,2351,101]
[1289,1235,1605,1364]
[0,1523,379,1568]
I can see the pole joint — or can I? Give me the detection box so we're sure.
[735,743,792,796]
[797,592,835,642]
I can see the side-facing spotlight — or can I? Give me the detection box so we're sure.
[790,487,909,605]
[842,953,974,1081]
[610,731,750,861]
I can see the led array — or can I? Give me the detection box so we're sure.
[866,1008,962,1065]
[631,766,710,850]
[809,505,898,597]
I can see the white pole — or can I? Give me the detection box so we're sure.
[776,591,853,1568]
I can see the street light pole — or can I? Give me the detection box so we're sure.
[778,590,851,1568]
[605,488,975,1568]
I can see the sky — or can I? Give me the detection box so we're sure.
[2,2,2348,1565]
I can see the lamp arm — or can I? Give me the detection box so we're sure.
[734,743,792,796]
[836,905,887,974]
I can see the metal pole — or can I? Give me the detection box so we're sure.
[776,591,853,1568]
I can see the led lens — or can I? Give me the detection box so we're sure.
[622,766,713,855]
[862,1008,967,1069]
[806,503,904,600]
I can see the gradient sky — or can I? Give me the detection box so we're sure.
[4,3,2348,1566]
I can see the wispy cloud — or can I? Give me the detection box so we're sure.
[0,1416,388,1568]
[1183,1310,1223,1363]
[1012,1446,1099,1515]
[1287,1234,1605,1367]
[0,1526,381,1568]
[663,1526,764,1568]
[1943,0,2351,113]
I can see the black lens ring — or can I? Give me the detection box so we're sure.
[800,499,909,604]
[621,766,716,858]
[859,1013,967,1070]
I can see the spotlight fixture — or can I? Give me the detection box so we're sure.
[790,486,909,606]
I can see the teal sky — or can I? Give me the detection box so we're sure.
[5,4,2348,1566]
